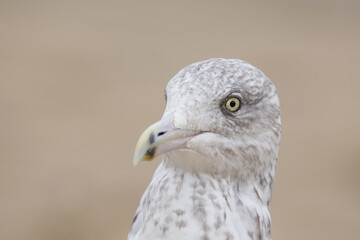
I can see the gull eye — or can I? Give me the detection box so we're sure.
[225,97,241,112]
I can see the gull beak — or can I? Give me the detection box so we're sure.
[133,114,202,166]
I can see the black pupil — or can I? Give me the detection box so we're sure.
[230,100,236,108]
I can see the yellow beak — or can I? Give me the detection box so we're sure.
[133,115,203,166]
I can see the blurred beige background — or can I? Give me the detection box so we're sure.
[1,0,359,239]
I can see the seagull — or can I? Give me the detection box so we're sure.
[128,58,281,240]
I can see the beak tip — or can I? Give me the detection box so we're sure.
[132,121,161,166]
[133,159,141,166]
[133,153,142,166]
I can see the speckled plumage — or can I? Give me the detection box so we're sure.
[129,58,281,240]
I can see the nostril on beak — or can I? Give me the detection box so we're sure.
[157,131,166,137]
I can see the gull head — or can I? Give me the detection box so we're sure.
[134,58,281,179]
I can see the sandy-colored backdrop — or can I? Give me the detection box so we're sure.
[1,1,359,239]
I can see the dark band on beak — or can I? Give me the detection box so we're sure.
[149,133,155,144]
[145,147,156,160]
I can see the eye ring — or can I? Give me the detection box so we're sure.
[225,97,241,112]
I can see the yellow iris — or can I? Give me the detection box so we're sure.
[225,97,241,112]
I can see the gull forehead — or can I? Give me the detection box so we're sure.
[163,59,278,123]
[166,58,273,100]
